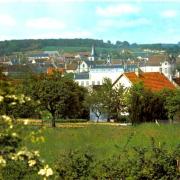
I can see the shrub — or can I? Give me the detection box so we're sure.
[55,150,95,179]
[54,138,180,179]
[0,115,54,180]
[94,138,180,179]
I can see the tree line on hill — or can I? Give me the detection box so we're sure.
[0,38,180,56]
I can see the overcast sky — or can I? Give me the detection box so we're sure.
[0,0,179,44]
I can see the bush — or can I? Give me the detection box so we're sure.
[116,115,130,123]
[94,138,180,179]
[0,115,53,180]
[54,139,180,179]
[55,150,95,179]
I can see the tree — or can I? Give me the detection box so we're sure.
[23,73,87,127]
[128,83,168,124]
[86,78,126,122]
[165,89,180,123]
[86,88,104,122]
[100,79,127,121]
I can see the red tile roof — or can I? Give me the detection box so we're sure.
[124,72,175,91]
[47,67,65,75]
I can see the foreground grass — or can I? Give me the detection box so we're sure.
[22,123,180,164]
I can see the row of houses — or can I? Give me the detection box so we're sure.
[74,56,179,87]
[1,45,180,88]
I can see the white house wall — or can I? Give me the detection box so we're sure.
[114,75,132,89]
[140,61,175,81]
[161,61,175,81]
[140,66,160,72]
[75,68,124,87]
[90,68,124,85]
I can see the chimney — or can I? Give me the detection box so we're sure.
[64,62,67,70]
[135,68,141,77]
[135,62,141,77]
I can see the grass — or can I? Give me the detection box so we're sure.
[22,123,180,165]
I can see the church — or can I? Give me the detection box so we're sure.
[74,45,136,87]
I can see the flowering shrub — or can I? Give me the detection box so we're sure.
[0,80,39,119]
[0,114,54,179]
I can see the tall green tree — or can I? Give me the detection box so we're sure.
[86,78,126,122]
[128,83,168,124]
[165,89,180,123]
[23,73,87,127]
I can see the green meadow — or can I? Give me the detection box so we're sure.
[22,123,180,165]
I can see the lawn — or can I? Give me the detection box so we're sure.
[22,123,180,165]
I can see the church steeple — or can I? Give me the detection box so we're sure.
[88,44,97,61]
[91,44,95,56]
[106,53,111,64]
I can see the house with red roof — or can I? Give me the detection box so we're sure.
[47,67,65,75]
[140,54,176,81]
[113,71,175,92]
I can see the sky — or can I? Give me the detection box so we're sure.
[0,0,179,44]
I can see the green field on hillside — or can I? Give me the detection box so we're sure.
[22,123,180,165]
[42,46,117,53]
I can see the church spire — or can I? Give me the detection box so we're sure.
[106,53,111,64]
[91,44,95,56]
[88,44,97,61]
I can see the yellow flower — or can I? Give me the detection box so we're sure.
[0,95,4,102]
[25,97,31,101]
[12,133,18,137]
[24,120,29,125]
[38,165,53,177]
[38,169,46,176]
[0,156,6,167]
[10,102,16,105]
[28,160,36,167]
[11,155,17,160]
[1,115,12,125]
[46,167,53,177]
[34,151,40,157]
[6,95,18,100]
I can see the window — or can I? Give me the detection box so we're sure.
[97,81,100,85]
[86,81,89,86]
[81,81,84,86]
[165,68,167,74]
[92,81,95,85]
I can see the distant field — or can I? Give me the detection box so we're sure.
[42,46,117,53]
[22,123,180,165]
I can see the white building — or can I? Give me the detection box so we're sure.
[76,60,94,73]
[28,53,50,62]
[74,64,136,87]
[113,71,175,92]
[140,54,176,81]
